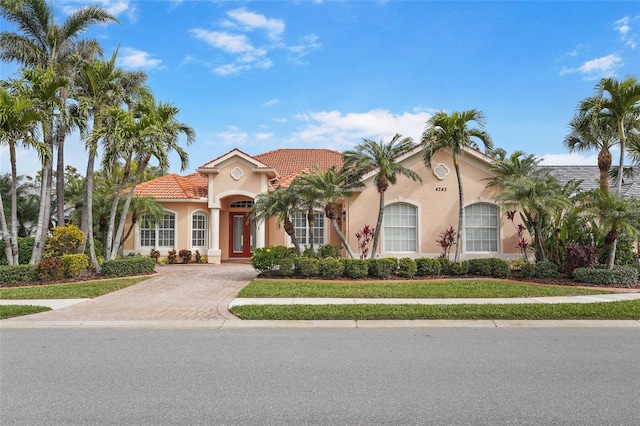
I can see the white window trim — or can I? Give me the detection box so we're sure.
[137,210,177,251]
[464,202,500,253]
[287,210,327,249]
[382,200,421,254]
[190,210,208,250]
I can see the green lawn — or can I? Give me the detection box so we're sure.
[0,305,51,320]
[231,300,640,320]
[238,279,613,299]
[0,276,150,299]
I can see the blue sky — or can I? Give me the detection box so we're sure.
[1,1,639,177]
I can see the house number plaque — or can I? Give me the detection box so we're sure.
[435,187,447,192]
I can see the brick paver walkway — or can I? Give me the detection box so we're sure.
[3,263,257,322]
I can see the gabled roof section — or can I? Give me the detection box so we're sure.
[197,148,273,172]
[255,148,343,187]
[133,173,208,200]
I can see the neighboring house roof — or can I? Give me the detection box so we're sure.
[134,148,343,199]
[133,173,208,200]
[541,165,640,198]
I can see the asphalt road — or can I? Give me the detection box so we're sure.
[1,328,639,425]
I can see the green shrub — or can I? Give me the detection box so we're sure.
[44,224,85,257]
[251,246,295,274]
[468,258,492,276]
[510,258,527,271]
[439,258,469,276]
[489,258,511,278]
[0,237,35,265]
[61,254,89,278]
[276,257,295,277]
[367,258,397,279]
[520,262,535,278]
[397,257,417,278]
[38,257,64,281]
[534,260,560,278]
[573,265,639,286]
[317,244,340,259]
[415,258,441,276]
[0,264,39,284]
[319,257,344,279]
[294,257,320,278]
[342,259,368,279]
[101,256,156,277]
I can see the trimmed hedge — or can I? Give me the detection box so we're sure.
[319,257,344,279]
[343,259,368,279]
[367,258,398,279]
[295,257,320,278]
[415,258,441,276]
[397,257,417,278]
[0,264,39,284]
[573,265,639,286]
[0,237,34,265]
[61,254,89,278]
[101,257,156,277]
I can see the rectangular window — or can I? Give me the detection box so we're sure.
[292,211,325,247]
[383,203,417,252]
[465,203,498,252]
[192,213,207,247]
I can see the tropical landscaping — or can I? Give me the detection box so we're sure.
[1,1,640,322]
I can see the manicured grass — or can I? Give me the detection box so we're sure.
[238,279,613,299]
[231,300,640,320]
[0,276,150,299]
[0,305,51,319]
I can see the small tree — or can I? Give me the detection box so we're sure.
[355,225,375,259]
[437,226,456,260]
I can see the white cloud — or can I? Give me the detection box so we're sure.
[192,8,319,76]
[117,47,162,69]
[615,16,638,49]
[264,98,280,107]
[217,127,248,145]
[560,54,623,78]
[539,153,601,166]
[291,109,432,150]
[61,0,137,22]
[227,8,285,41]
[255,133,274,140]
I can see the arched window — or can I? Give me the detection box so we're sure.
[383,203,417,252]
[192,212,207,248]
[291,210,326,247]
[140,212,175,248]
[465,203,499,252]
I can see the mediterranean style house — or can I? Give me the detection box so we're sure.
[122,146,525,263]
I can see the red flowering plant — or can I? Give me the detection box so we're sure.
[506,210,531,261]
[355,224,375,259]
[437,226,456,260]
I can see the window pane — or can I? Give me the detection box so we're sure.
[464,203,498,252]
[192,213,207,247]
[383,203,417,252]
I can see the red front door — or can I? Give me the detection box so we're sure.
[229,212,252,257]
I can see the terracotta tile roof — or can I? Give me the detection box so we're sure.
[135,148,343,199]
[255,148,343,187]
[134,173,208,199]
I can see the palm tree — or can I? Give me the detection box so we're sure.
[295,165,363,258]
[485,150,541,189]
[578,190,640,269]
[496,173,568,262]
[421,109,493,262]
[99,97,194,260]
[566,96,621,192]
[0,86,43,264]
[250,186,303,256]
[0,0,118,226]
[342,134,422,258]
[581,76,640,194]
[288,179,322,253]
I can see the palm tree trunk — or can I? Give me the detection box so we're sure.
[56,118,66,227]
[307,209,315,252]
[370,190,385,258]
[616,119,626,195]
[597,147,612,192]
[30,128,54,264]
[0,192,13,265]
[607,238,617,269]
[284,219,302,256]
[330,218,355,259]
[9,143,20,264]
[83,150,99,270]
[105,157,133,259]
[454,161,464,263]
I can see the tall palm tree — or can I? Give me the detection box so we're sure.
[250,186,303,256]
[582,76,640,194]
[0,0,118,226]
[98,97,194,260]
[295,165,363,259]
[421,109,493,262]
[288,179,322,253]
[342,134,422,258]
[0,86,43,264]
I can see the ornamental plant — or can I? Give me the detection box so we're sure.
[355,225,375,259]
[436,226,456,260]
[506,210,531,261]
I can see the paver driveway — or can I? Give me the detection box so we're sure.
[4,263,257,322]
